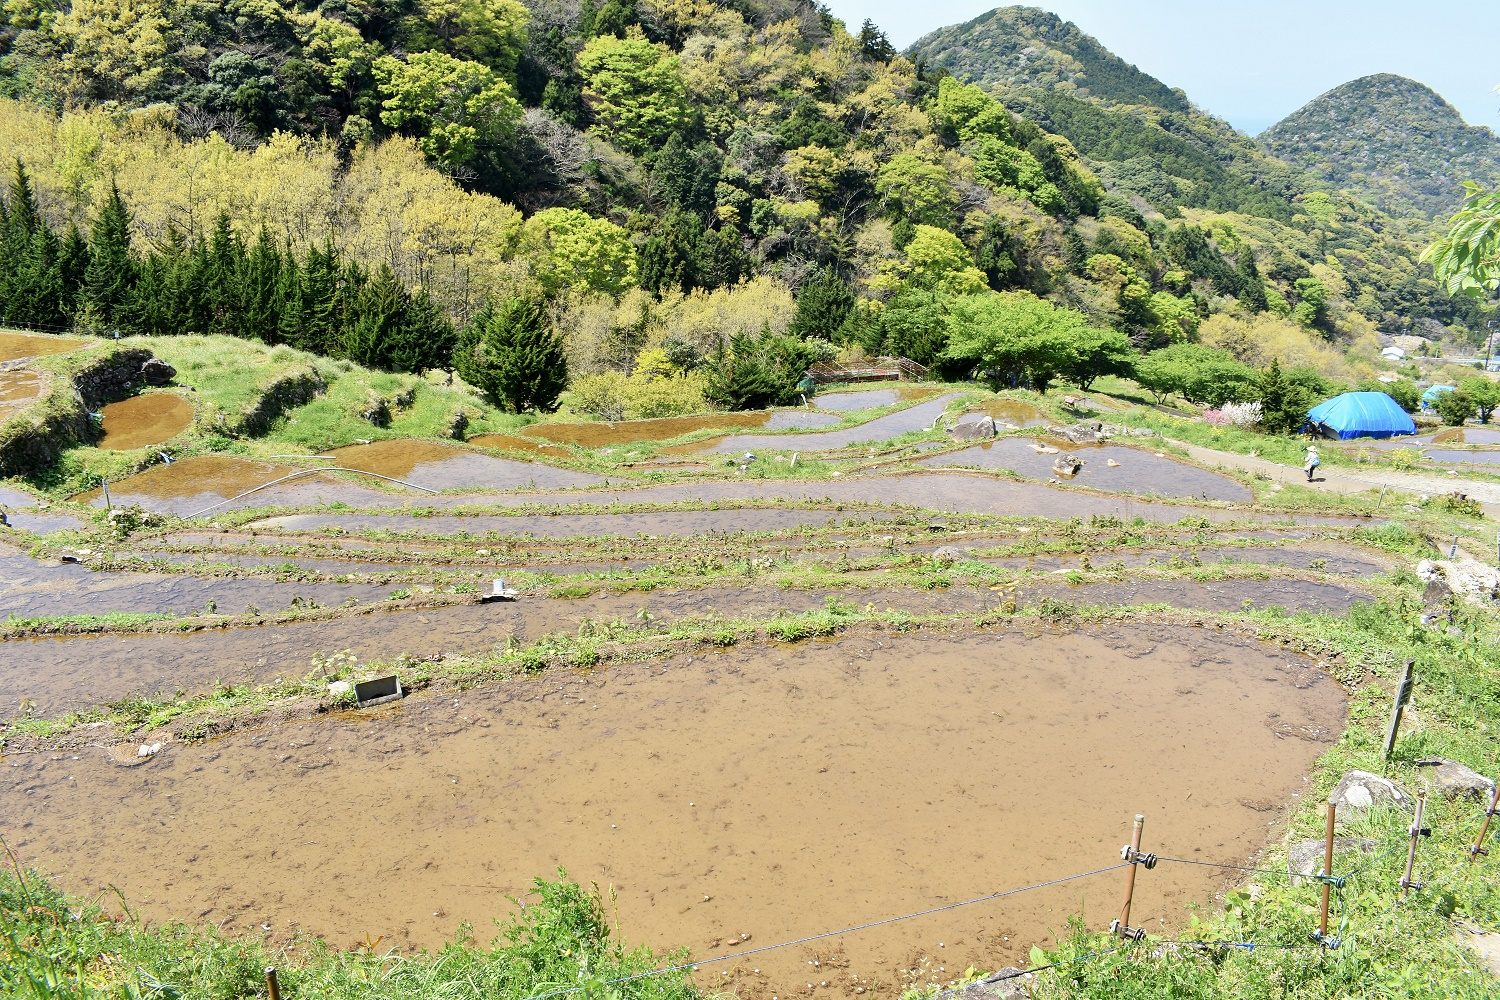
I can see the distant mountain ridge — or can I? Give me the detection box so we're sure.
[907,6,1190,112]
[906,6,1306,221]
[1260,73,1500,219]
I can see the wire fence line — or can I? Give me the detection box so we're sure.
[519,864,1130,1000]
[512,798,1500,1000]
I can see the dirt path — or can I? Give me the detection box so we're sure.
[1173,442,1500,513]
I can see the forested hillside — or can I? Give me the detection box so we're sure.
[1261,73,1500,220]
[0,0,1482,418]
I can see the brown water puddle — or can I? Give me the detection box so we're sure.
[961,399,1048,427]
[0,370,44,421]
[2,626,1346,998]
[97,394,194,451]
[986,543,1384,578]
[523,410,837,448]
[923,439,1252,503]
[322,440,604,491]
[73,456,296,515]
[0,330,87,361]
[466,433,572,457]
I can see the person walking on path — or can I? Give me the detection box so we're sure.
[1304,443,1321,483]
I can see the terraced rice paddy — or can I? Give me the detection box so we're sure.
[96,394,195,450]
[0,389,1413,997]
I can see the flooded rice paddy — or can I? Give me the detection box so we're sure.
[0,569,1368,720]
[1423,447,1500,467]
[522,410,838,448]
[96,394,194,450]
[73,455,297,515]
[0,547,394,619]
[322,440,605,490]
[923,439,1252,502]
[3,626,1347,997]
[0,370,44,421]
[705,394,964,454]
[810,386,936,412]
[0,331,87,361]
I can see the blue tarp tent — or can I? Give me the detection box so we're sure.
[1305,392,1416,440]
[1421,384,1456,410]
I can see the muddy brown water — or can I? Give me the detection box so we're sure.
[73,456,297,515]
[466,433,574,457]
[0,370,44,421]
[703,394,964,454]
[960,399,1049,427]
[2,627,1347,997]
[0,331,87,361]
[523,410,838,448]
[97,394,195,451]
[322,440,605,490]
[923,439,1253,503]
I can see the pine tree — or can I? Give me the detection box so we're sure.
[298,242,343,355]
[1236,249,1268,313]
[240,228,282,344]
[10,223,65,328]
[81,183,136,331]
[395,287,457,373]
[204,213,244,333]
[341,264,409,370]
[57,225,89,321]
[275,243,305,346]
[789,267,855,340]
[454,297,567,413]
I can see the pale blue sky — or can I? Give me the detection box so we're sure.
[822,2,1500,135]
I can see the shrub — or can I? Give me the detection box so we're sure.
[1433,389,1475,426]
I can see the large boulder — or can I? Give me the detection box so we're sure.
[1415,758,1494,802]
[1286,836,1376,885]
[969,969,1032,999]
[1329,770,1412,815]
[950,414,998,440]
[139,357,176,386]
[1417,559,1500,607]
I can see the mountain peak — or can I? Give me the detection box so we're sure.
[1261,74,1500,218]
[906,5,1190,113]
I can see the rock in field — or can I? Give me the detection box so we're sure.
[950,414,998,440]
[1287,836,1376,885]
[1415,758,1494,802]
[1329,770,1411,814]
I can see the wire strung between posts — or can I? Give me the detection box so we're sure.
[519,863,1131,1000]
[1153,854,1290,879]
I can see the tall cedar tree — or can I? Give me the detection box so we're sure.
[455,298,567,413]
[82,183,136,330]
[789,267,856,340]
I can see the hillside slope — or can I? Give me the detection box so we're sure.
[906,6,1308,222]
[906,6,1189,112]
[1261,73,1500,219]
